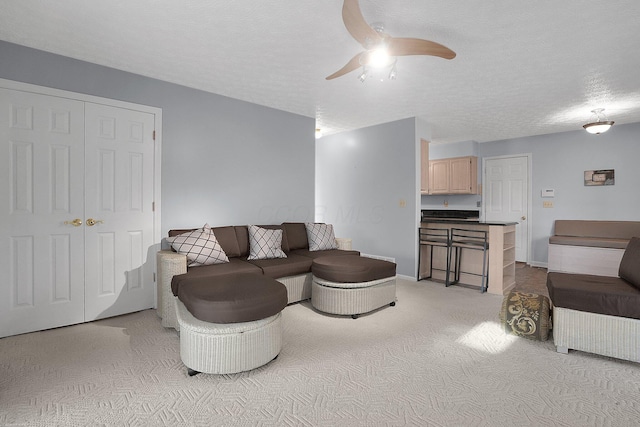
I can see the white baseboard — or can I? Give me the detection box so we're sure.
[361,253,396,263]
[397,274,416,282]
[529,261,548,269]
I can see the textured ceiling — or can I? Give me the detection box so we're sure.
[1,0,640,143]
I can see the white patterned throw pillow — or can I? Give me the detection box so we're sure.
[166,223,229,267]
[305,223,338,251]
[247,225,287,260]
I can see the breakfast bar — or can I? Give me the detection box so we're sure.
[419,218,517,296]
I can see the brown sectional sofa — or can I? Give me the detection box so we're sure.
[157,222,359,330]
[546,236,640,362]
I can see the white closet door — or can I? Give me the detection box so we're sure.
[83,103,155,320]
[0,88,86,337]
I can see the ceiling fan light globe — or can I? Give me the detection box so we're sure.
[362,47,395,69]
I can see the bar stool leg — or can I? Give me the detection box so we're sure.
[481,248,488,293]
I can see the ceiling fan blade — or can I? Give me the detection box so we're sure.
[342,0,383,47]
[388,38,456,60]
[325,52,364,80]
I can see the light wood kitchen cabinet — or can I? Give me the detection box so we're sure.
[428,156,478,195]
[420,139,429,194]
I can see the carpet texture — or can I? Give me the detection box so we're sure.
[1,279,639,426]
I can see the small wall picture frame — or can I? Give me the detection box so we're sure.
[584,169,614,186]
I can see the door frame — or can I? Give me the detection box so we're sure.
[0,78,163,306]
[481,153,533,265]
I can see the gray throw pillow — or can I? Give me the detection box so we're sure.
[619,237,640,290]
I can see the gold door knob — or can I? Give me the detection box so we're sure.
[521,216,527,221]
[86,218,104,226]
[64,218,83,227]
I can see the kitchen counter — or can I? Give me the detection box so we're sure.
[419,221,517,295]
[421,220,518,226]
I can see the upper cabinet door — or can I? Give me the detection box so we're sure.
[449,156,477,194]
[429,159,451,194]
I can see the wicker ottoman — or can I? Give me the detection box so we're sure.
[311,256,397,319]
[174,273,287,376]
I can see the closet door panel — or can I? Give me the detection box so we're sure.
[84,103,155,320]
[0,88,85,337]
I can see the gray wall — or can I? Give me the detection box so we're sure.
[479,122,640,265]
[0,41,316,233]
[316,118,418,277]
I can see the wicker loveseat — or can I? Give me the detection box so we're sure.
[548,220,640,276]
[546,237,640,362]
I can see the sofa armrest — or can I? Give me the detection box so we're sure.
[156,250,187,329]
[335,237,352,251]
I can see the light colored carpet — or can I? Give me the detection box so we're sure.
[1,279,639,426]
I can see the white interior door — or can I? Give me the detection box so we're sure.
[0,88,86,337]
[1,85,158,337]
[484,155,530,262]
[83,103,156,320]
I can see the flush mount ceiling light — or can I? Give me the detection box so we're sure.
[315,128,323,139]
[583,108,614,134]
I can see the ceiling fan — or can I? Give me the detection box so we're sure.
[326,0,456,81]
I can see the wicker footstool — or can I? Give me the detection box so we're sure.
[174,273,287,375]
[311,256,397,319]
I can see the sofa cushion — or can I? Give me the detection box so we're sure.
[546,272,640,320]
[171,258,261,296]
[291,248,360,259]
[282,222,309,250]
[305,223,338,251]
[247,225,287,260]
[312,255,396,283]
[166,224,229,267]
[246,253,313,279]
[176,273,287,324]
[619,237,640,290]
[211,226,242,257]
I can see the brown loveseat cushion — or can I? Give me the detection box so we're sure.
[546,272,640,320]
[553,220,640,240]
[176,273,287,324]
[312,255,396,283]
[619,236,640,290]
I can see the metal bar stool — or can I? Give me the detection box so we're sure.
[448,228,489,293]
[417,228,451,285]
